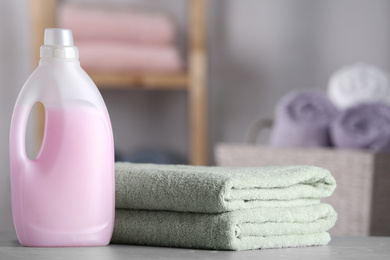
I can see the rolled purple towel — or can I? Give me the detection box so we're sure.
[270,91,337,148]
[330,103,390,153]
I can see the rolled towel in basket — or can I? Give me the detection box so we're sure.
[270,91,337,148]
[327,63,390,110]
[112,204,337,250]
[115,162,336,213]
[58,3,176,45]
[330,103,390,153]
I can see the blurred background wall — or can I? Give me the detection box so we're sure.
[1,0,390,233]
[0,0,30,233]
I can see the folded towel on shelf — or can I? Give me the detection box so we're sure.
[58,3,176,45]
[77,42,183,73]
[270,90,337,148]
[330,103,390,153]
[327,63,390,110]
[111,204,337,251]
[115,162,336,213]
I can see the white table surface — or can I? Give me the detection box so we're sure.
[1,232,390,260]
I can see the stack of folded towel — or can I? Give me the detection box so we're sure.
[270,63,390,153]
[112,162,337,251]
[58,3,183,73]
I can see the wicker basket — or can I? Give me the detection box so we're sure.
[215,119,390,236]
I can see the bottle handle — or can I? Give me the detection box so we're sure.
[10,101,44,164]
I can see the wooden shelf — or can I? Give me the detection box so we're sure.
[30,0,208,165]
[88,72,189,90]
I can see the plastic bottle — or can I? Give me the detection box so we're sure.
[9,28,114,247]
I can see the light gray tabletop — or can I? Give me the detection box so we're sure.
[1,232,390,260]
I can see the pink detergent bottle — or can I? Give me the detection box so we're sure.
[9,28,115,247]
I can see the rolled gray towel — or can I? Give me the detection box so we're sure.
[270,90,337,148]
[330,103,390,153]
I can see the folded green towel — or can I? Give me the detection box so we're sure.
[115,162,336,213]
[111,203,337,250]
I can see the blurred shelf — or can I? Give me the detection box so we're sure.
[88,72,189,90]
[30,0,208,165]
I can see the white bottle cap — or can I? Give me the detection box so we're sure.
[44,28,74,46]
[40,28,79,59]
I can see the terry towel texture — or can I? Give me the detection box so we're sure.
[113,162,337,250]
[115,163,336,213]
[270,90,337,148]
[112,204,337,250]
